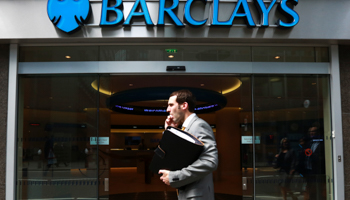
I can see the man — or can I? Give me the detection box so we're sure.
[305,126,326,200]
[158,89,219,200]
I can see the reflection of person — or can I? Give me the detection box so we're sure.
[44,135,56,175]
[273,138,297,200]
[54,142,69,167]
[138,139,146,150]
[158,90,218,200]
[295,137,307,177]
[304,126,326,200]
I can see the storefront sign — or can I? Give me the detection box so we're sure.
[48,0,299,33]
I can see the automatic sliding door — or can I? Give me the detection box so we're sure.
[98,75,250,199]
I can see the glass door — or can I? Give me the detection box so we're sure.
[97,75,252,199]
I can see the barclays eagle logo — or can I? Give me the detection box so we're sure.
[47,0,91,33]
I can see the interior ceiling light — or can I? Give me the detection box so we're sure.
[221,79,242,95]
[129,84,133,86]
[312,83,317,85]
[168,55,174,58]
[275,56,280,59]
[91,78,242,96]
[270,78,280,82]
[91,80,112,95]
[65,55,71,59]
[106,87,227,115]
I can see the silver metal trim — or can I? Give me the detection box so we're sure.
[19,43,331,47]
[18,61,330,75]
[6,44,18,200]
[330,45,345,200]
[252,75,256,200]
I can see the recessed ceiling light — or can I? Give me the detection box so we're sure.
[129,84,133,86]
[275,56,280,59]
[65,56,71,59]
[168,55,174,58]
[312,83,316,85]
[270,78,280,82]
[277,97,281,98]
[200,84,205,86]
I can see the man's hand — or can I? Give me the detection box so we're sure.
[159,169,170,185]
[164,115,178,130]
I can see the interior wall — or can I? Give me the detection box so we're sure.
[215,107,242,195]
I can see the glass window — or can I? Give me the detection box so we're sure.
[20,46,99,62]
[16,73,333,200]
[16,75,99,199]
[19,46,329,62]
[252,47,316,62]
[253,75,333,200]
[99,45,251,61]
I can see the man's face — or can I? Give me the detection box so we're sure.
[167,96,185,124]
[308,127,318,137]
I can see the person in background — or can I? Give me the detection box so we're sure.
[304,126,326,200]
[273,137,297,200]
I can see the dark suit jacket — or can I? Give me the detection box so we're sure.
[169,115,219,200]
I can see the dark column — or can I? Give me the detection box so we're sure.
[339,45,350,199]
[0,44,9,200]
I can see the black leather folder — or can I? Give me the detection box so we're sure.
[149,126,204,174]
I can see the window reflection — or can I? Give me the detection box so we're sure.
[17,75,99,199]
[19,46,329,62]
[254,75,331,200]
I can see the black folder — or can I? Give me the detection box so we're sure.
[149,126,204,174]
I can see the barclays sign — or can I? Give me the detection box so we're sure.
[47,0,299,33]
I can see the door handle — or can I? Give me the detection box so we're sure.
[242,177,247,190]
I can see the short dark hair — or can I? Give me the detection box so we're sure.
[170,90,196,112]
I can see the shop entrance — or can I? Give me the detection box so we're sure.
[98,75,251,200]
[16,73,332,200]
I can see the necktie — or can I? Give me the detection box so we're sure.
[182,126,186,131]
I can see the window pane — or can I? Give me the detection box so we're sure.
[16,75,99,199]
[253,75,332,200]
[99,45,251,61]
[19,46,329,63]
[252,47,316,62]
[19,46,99,62]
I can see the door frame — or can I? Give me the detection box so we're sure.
[7,44,343,200]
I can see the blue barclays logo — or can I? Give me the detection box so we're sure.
[47,0,299,33]
[47,0,91,33]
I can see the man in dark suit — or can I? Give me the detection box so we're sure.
[305,126,326,200]
[158,89,219,200]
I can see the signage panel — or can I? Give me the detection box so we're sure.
[47,0,299,33]
[242,136,261,144]
[90,137,110,145]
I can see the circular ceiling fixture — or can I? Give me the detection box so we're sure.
[106,87,227,115]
